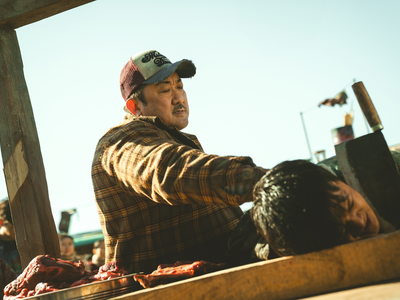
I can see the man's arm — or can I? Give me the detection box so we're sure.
[98,120,267,207]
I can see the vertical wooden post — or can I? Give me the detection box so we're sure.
[0,25,60,268]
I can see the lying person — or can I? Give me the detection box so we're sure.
[250,159,396,257]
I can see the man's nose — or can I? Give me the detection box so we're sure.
[347,214,365,237]
[171,88,184,104]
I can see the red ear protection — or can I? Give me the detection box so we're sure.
[126,99,135,114]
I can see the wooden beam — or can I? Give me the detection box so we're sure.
[300,281,400,300]
[0,0,95,29]
[112,231,400,300]
[0,25,60,268]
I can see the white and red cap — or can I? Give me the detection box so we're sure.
[120,50,196,101]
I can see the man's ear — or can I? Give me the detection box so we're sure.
[126,99,142,116]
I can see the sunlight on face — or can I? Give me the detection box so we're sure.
[138,72,189,130]
[332,181,380,242]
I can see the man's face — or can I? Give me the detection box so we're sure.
[333,181,380,242]
[136,72,189,130]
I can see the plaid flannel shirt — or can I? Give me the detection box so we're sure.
[92,114,267,273]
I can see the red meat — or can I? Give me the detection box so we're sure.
[133,260,226,288]
[98,260,127,274]
[33,282,62,295]
[70,261,128,287]
[4,255,87,297]
[3,256,128,299]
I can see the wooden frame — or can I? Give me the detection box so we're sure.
[0,0,95,267]
[112,231,400,300]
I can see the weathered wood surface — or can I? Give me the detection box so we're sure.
[301,280,400,300]
[110,231,400,300]
[0,0,95,29]
[0,25,60,267]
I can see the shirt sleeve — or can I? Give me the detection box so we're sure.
[100,120,268,207]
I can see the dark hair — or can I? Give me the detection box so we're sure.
[58,233,74,242]
[251,160,347,256]
[128,85,147,105]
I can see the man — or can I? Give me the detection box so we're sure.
[92,50,267,273]
[251,159,397,257]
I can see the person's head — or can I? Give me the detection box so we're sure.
[58,234,75,257]
[0,198,12,225]
[120,50,196,130]
[251,160,380,256]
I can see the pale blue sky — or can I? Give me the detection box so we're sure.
[1,0,399,234]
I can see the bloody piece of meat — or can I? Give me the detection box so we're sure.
[69,270,98,288]
[4,288,33,300]
[98,260,127,275]
[32,282,61,296]
[4,255,87,297]
[70,261,128,287]
[133,260,226,289]
[90,270,126,281]
[4,258,129,299]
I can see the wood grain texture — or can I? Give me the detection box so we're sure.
[111,231,400,300]
[300,281,400,300]
[0,26,60,268]
[0,0,95,29]
[3,139,29,201]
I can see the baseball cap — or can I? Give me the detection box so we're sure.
[120,50,196,101]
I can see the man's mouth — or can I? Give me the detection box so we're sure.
[173,105,186,114]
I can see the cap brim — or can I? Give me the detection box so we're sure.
[142,59,196,84]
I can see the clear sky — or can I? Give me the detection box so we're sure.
[1,0,399,235]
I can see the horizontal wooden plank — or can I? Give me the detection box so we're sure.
[111,231,400,300]
[0,0,95,29]
[300,280,400,300]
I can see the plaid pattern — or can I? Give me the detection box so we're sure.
[92,114,267,273]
